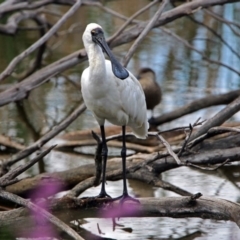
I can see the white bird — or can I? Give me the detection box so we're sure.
[81,23,149,203]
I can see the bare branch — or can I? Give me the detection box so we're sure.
[157,134,182,165]
[161,27,240,76]
[189,95,240,141]
[123,0,169,67]
[204,8,240,36]
[110,0,240,49]
[153,90,240,125]
[187,158,231,171]
[108,0,159,43]
[0,0,75,16]
[0,189,84,240]
[0,0,82,81]
[2,103,86,169]
[0,145,57,187]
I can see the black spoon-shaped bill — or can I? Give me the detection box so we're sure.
[92,28,129,80]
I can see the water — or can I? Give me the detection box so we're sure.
[0,0,240,239]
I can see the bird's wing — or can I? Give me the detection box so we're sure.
[115,71,147,127]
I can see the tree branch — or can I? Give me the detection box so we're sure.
[0,0,82,81]
[1,103,86,171]
[152,90,240,125]
[189,95,240,141]
[0,189,84,240]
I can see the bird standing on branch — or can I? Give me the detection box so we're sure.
[81,23,149,203]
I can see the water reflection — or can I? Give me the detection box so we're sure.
[0,0,240,239]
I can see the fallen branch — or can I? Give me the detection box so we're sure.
[0,189,84,240]
[5,145,240,197]
[1,195,240,228]
[0,145,57,187]
[189,95,240,141]
[152,89,240,125]
[2,103,86,170]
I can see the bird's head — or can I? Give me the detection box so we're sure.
[137,68,156,81]
[82,23,102,45]
[82,23,129,80]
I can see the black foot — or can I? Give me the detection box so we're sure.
[97,191,112,199]
[114,193,140,205]
[81,191,111,200]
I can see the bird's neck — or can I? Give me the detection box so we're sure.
[87,44,106,72]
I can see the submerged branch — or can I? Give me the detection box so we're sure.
[5,143,240,197]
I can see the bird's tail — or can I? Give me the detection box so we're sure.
[130,120,149,139]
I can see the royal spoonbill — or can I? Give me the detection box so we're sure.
[81,23,149,203]
[137,68,162,121]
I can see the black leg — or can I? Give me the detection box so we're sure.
[97,125,111,198]
[114,126,139,204]
[121,125,128,196]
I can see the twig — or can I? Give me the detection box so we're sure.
[0,0,82,81]
[0,10,45,35]
[189,192,202,201]
[208,126,240,134]
[122,0,169,67]
[161,27,240,76]
[83,1,140,24]
[12,12,48,81]
[189,95,240,141]
[204,9,240,37]
[153,89,240,126]
[108,0,159,44]
[104,122,204,143]
[0,0,74,15]
[170,0,240,60]
[187,158,231,171]
[187,133,208,149]
[157,134,182,165]
[187,125,240,149]
[0,189,84,240]
[2,103,86,169]
[127,169,192,196]
[178,118,202,156]
[178,124,193,157]
[0,145,57,187]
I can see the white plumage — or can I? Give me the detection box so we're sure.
[81,24,149,138]
[81,23,148,201]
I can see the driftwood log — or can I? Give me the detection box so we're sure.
[0,194,240,228]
